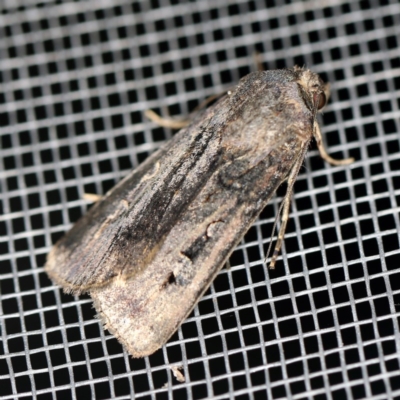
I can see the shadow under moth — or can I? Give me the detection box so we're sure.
[45,67,353,357]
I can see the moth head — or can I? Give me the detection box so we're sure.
[295,67,330,113]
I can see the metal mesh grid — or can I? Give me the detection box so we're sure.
[1,0,400,399]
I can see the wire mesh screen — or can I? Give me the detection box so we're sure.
[1,0,400,399]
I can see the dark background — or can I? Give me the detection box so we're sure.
[1,1,400,399]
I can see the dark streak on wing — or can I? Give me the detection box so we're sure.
[45,95,238,293]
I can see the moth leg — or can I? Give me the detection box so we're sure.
[145,91,226,129]
[83,193,102,202]
[314,123,354,165]
[193,92,226,111]
[144,109,189,129]
[268,147,308,269]
[253,51,264,72]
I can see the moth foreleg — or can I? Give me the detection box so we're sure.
[267,146,309,269]
[314,123,354,166]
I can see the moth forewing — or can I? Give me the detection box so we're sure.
[45,109,223,294]
[45,67,353,357]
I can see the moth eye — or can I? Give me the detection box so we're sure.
[314,92,327,110]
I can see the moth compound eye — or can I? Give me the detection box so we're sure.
[314,92,326,110]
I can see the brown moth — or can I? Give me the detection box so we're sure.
[45,67,353,357]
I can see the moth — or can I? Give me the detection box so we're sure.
[45,67,353,357]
